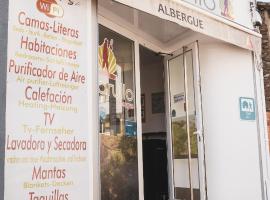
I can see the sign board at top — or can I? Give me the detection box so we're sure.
[113,0,255,29]
[112,0,260,52]
[177,0,253,29]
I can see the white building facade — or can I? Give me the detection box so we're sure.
[1,0,270,200]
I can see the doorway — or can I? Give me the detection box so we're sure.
[140,46,169,200]
[140,44,205,200]
[97,5,206,198]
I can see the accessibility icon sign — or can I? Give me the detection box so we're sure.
[239,97,256,121]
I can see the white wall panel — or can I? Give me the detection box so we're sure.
[199,41,263,200]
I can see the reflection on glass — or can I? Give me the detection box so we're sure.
[169,55,191,200]
[99,25,138,200]
[169,56,188,159]
[185,51,200,200]
[169,51,200,200]
[172,120,188,158]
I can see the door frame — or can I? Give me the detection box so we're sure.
[98,16,146,200]
[164,42,207,200]
[98,13,207,200]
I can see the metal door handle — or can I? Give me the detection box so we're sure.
[193,130,202,136]
[194,130,202,141]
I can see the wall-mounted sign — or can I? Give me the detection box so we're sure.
[98,38,117,80]
[113,0,261,52]
[239,97,256,121]
[5,0,89,199]
[98,38,135,110]
[174,93,185,103]
[125,121,137,136]
[182,0,234,20]
[152,92,165,114]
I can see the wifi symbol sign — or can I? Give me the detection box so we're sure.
[36,0,64,18]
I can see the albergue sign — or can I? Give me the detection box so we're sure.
[180,0,256,29]
[181,0,235,20]
[158,3,204,29]
[184,0,216,10]
[113,0,261,52]
[5,0,89,199]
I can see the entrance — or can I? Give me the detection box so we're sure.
[97,3,206,199]
[139,46,169,200]
[139,44,206,200]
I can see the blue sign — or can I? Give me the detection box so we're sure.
[125,121,137,136]
[99,107,106,120]
[239,97,256,121]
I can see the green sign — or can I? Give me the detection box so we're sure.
[239,97,256,121]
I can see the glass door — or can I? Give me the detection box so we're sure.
[166,43,206,200]
[98,25,139,200]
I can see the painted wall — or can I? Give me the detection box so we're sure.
[199,41,263,200]
[140,61,166,133]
